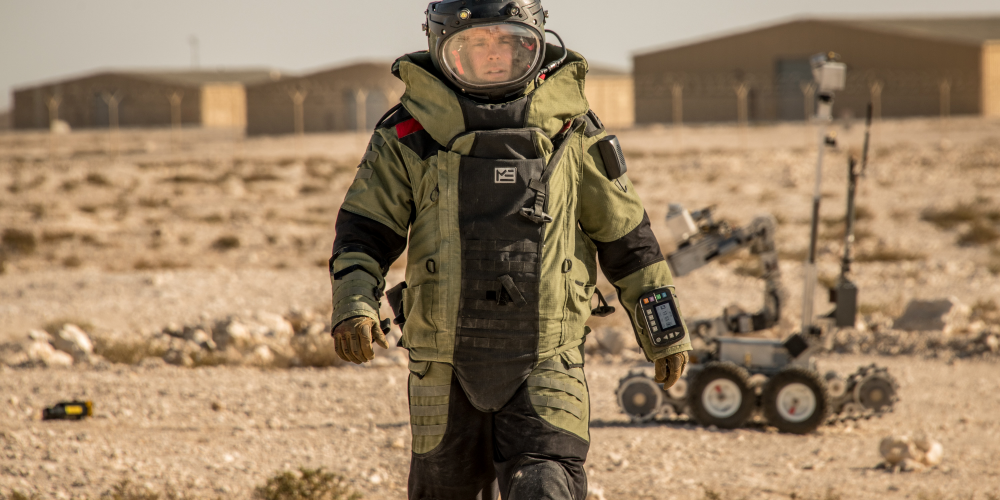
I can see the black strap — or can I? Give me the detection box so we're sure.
[331,263,369,280]
[374,103,403,130]
[386,281,408,326]
[331,243,389,273]
[496,274,527,306]
[520,117,585,224]
[591,287,616,317]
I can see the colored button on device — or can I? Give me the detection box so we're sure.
[639,286,685,348]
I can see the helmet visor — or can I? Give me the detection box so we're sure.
[439,23,543,90]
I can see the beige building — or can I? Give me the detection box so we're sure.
[12,70,279,130]
[247,60,638,135]
[585,66,634,129]
[245,62,403,136]
[634,17,1000,124]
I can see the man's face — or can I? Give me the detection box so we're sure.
[439,24,541,89]
[465,28,515,83]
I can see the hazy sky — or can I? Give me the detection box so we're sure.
[2,0,999,110]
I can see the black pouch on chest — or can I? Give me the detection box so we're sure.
[453,128,546,412]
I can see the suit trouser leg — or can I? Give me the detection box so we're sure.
[407,360,589,500]
[493,384,589,500]
[408,373,499,500]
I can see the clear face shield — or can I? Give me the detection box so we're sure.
[438,23,543,91]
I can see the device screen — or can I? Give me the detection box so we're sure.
[655,302,677,329]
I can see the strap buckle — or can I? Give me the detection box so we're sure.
[520,180,552,224]
[591,288,616,317]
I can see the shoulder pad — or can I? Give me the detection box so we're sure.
[378,105,444,161]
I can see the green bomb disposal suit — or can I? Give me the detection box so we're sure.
[329,43,691,500]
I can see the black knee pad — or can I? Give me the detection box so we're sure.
[507,459,583,500]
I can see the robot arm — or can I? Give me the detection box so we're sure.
[665,206,785,337]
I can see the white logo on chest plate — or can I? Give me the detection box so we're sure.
[494,167,516,184]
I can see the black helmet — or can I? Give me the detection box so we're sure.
[424,0,548,100]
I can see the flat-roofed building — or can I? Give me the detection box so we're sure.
[245,62,403,136]
[634,17,1000,124]
[585,65,634,129]
[12,69,281,131]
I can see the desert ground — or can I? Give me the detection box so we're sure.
[1,116,999,499]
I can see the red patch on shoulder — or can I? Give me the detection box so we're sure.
[395,118,424,139]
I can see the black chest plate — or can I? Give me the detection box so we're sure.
[453,128,546,412]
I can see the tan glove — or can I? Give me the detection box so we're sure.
[654,351,689,389]
[332,316,388,364]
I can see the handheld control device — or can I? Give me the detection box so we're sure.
[637,286,686,347]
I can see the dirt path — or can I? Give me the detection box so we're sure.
[1,355,998,499]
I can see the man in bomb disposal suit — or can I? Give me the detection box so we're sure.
[329,0,691,498]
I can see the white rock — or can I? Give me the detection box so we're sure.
[214,319,252,351]
[164,322,183,337]
[250,345,275,366]
[880,434,943,469]
[257,312,294,338]
[880,435,915,465]
[984,334,999,353]
[27,341,74,367]
[912,434,944,466]
[52,324,94,362]
[188,329,216,350]
[924,441,944,466]
[27,329,52,342]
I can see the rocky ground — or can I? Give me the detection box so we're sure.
[1,118,1000,498]
[1,355,999,499]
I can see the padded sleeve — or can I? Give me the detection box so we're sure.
[330,129,414,327]
[578,131,691,361]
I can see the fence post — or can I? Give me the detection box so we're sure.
[799,82,816,120]
[168,91,183,150]
[869,81,884,121]
[671,82,683,125]
[939,79,951,118]
[46,95,61,129]
[735,82,750,128]
[288,89,308,136]
[101,91,123,157]
[353,89,369,132]
[169,92,184,130]
[46,95,62,160]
